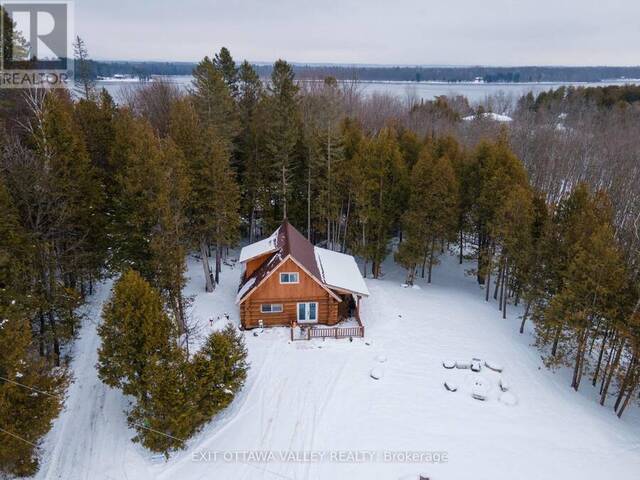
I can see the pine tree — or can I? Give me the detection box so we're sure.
[264,59,300,221]
[191,56,239,150]
[190,324,248,422]
[237,61,267,242]
[543,222,629,390]
[471,139,528,289]
[18,90,101,364]
[213,47,239,98]
[73,35,95,99]
[168,99,240,292]
[396,149,458,284]
[0,180,67,476]
[127,344,190,455]
[353,128,408,278]
[97,270,177,397]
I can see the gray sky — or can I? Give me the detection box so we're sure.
[76,0,640,65]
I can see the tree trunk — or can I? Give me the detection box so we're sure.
[282,163,287,219]
[617,380,636,418]
[215,243,221,284]
[519,300,531,334]
[484,243,493,302]
[551,325,562,357]
[502,260,509,319]
[592,329,609,387]
[342,194,351,253]
[601,338,625,405]
[571,329,588,391]
[459,230,464,264]
[614,354,636,412]
[494,256,503,301]
[200,239,215,293]
[427,237,435,284]
[249,204,257,243]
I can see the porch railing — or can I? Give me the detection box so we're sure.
[290,317,365,341]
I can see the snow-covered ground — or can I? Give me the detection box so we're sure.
[32,250,640,480]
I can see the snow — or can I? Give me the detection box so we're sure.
[238,230,279,263]
[499,378,510,392]
[234,276,255,304]
[314,247,370,297]
[444,380,458,392]
[442,360,456,369]
[499,392,518,406]
[485,360,503,372]
[463,112,513,122]
[375,354,387,363]
[31,250,640,480]
[370,368,384,380]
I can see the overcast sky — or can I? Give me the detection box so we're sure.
[76,0,640,65]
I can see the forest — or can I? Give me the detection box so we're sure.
[90,60,640,83]
[1,39,640,476]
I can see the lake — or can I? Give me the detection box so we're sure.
[96,75,638,104]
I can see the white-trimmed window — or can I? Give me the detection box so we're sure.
[280,272,299,284]
[261,304,283,313]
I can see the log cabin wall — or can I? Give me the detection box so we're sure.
[240,257,341,328]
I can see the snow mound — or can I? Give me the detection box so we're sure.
[370,367,384,380]
[499,378,510,392]
[471,377,490,401]
[470,360,482,372]
[499,391,518,406]
[485,360,503,372]
[375,354,388,363]
[455,361,470,369]
[444,380,458,392]
[442,360,456,369]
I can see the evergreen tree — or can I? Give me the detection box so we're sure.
[191,56,239,149]
[236,61,267,242]
[213,47,239,98]
[190,324,248,423]
[0,180,67,476]
[396,150,458,284]
[264,59,300,221]
[168,99,240,292]
[73,35,95,100]
[97,270,177,397]
[353,128,408,278]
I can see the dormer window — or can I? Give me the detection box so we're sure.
[280,272,299,284]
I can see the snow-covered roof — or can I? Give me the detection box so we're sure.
[235,276,256,303]
[463,112,513,123]
[238,230,279,263]
[314,247,370,297]
[236,221,369,304]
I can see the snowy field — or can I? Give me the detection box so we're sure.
[31,249,640,480]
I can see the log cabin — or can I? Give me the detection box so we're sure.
[236,220,369,329]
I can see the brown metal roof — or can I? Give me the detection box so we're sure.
[236,220,323,303]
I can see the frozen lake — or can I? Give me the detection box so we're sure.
[97,75,638,104]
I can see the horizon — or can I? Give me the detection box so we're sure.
[91,60,640,69]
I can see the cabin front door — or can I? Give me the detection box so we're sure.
[297,302,318,324]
